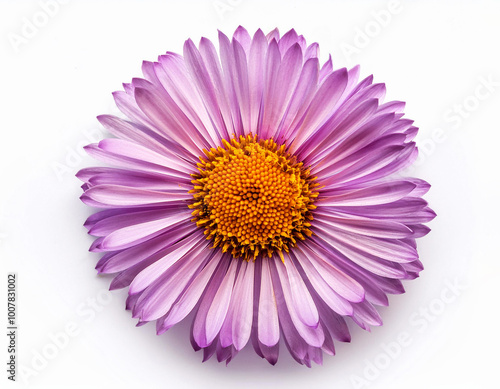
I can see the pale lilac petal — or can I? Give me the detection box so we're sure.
[247,29,268,134]
[314,210,413,239]
[185,38,232,140]
[154,55,220,147]
[98,138,193,176]
[230,39,252,135]
[316,140,410,186]
[100,210,192,251]
[258,259,280,347]
[134,86,207,156]
[129,231,204,294]
[259,39,281,139]
[319,55,333,83]
[232,26,251,53]
[135,240,211,321]
[218,31,244,137]
[314,220,418,263]
[352,300,383,330]
[204,259,239,344]
[97,115,196,164]
[98,221,195,273]
[304,42,319,60]
[299,243,365,302]
[192,256,230,347]
[83,143,192,183]
[159,250,224,333]
[231,260,255,350]
[282,253,319,328]
[278,29,299,54]
[313,229,408,279]
[301,98,380,165]
[290,68,349,152]
[265,43,304,140]
[319,181,416,207]
[83,184,192,208]
[89,207,185,238]
[271,259,324,347]
[83,168,192,191]
[307,112,397,170]
[292,249,354,316]
[112,90,153,128]
[266,28,280,42]
[276,58,319,141]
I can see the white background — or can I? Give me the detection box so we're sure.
[1,0,499,388]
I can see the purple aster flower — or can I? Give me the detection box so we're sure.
[77,26,435,366]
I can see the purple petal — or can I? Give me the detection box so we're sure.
[247,29,268,135]
[231,260,255,350]
[290,68,349,152]
[292,249,354,316]
[299,243,365,302]
[83,184,192,208]
[258,39,281,139]
[135,240,211,321]
[98,221,195,273]
[271,259,324,347]
[100,210,192,251]
[263,43,303,140]
[232,26,251,53]
[276,58,319,142]
[204,259,239,344]
[129,231,204,294]
[314,210,412,239]
[319,181,417,207]
[258,259,280,347]
[134,86,206,156]
[159,250,224,333]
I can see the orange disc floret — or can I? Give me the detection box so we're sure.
[189,134,318,261]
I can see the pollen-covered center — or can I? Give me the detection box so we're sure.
[189,135,318,261]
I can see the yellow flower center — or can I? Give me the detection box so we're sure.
[189,135,318,261]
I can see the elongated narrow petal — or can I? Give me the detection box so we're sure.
[204,260,239,344]
[258,259,280,347]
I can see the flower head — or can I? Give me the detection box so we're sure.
[78,27,435,366]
